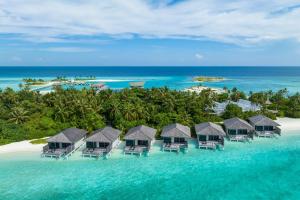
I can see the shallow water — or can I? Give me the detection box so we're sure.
[1,67,300,93]
[1,131,300,200]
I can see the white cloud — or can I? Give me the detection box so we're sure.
[0,0,300,45]
[195,53,204,60]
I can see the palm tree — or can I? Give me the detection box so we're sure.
[122,103,136,121]
[108,100,121,120]
[8,107,29,124]
[54,103,70,122]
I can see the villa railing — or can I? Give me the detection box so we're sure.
[124,145,147,154]
[83,144,113,156]
[198,138,224,148]
[42,144,74,157]
[175,141,188,148]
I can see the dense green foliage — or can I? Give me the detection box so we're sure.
[193,76,224,82]
[0,87,299,145]
[22,78,46,86]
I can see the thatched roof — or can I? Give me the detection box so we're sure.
[161,123,191,138]
[224,118,253,130]
[86,127,121,143]
[124,125,156,141]
[47,128,87,143]
[248,115,280,127]
[195,122,226,136]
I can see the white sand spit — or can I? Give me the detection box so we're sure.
[0,140,44,154]
[276,118,300,132]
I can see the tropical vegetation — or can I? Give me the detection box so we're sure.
[0,86,299,145]
[193,76,224,82]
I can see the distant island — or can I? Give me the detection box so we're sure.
[22,76,98,89]
[193,76,225,82]
[23,78,46,86]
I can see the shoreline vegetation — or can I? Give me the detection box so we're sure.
[193,76,225,82]
[22,78,46,86]
[22,75,224,90]
[21,76,97,89]
[0,86,299,146]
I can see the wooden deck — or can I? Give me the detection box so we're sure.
[82,146,112,158]
[228,135,250,142]
[124,146,148,156]
[256,131,276,138]
[198,138,224,150]
[162,143,188,152]
[42,141,85,159]
[198,141,217,150]
[42,145,74,159]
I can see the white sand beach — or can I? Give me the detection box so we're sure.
[0,140,44,154]
[184,86,224,94]
[0,118,299,155]
[275,117,300,132]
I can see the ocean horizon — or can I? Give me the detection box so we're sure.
[1,66,300,93]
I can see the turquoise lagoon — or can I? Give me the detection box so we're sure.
[1,131,300,200]
[1,67,300,93]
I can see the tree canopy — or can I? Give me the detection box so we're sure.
[0,87,299,145]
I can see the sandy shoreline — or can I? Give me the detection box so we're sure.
[0,117,299,155]
[0,140,44,154]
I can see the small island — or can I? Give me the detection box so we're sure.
[193,76,225,82]
[23,78,46,86]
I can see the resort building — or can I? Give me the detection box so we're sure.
[223,117,254,142]
[129,81,145,88]
[161,123,191,152]
[213,99,261,115]
[248,115,281,137]
[82,127,121,158]
[124,125,156,156]
[195,122,226,150]
[42,128,87,159]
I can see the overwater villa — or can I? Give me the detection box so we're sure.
[82,127,121,158]
[161,123,191,152]
[42,128,87,159]
[195,122,226,150]
[124,125,156,156]
[248,115,281,138]
[129,81,145,88]
[223,117,254,142]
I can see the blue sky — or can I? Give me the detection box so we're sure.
[0,0,300,66]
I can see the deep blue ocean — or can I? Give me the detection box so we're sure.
[0,66,300,93]
[1,66,300,77]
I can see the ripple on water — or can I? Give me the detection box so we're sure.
[0,132,300,200]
